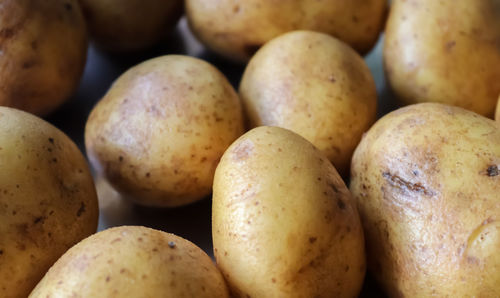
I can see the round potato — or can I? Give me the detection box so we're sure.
[186,0,387,62]
[0,107,98,298]
[30,226,229,298]
[79,0,183,52]
[384,0,500,117]
[350,103,500,297]
[85,55,244,207]
[213,126,366,297]
[240,31,377,176]
[0,0,87,115]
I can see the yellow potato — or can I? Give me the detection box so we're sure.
[0,0,87,115]
[384,0,500,117]
[79,0,183,52]
[186,0,387,62]
[240,31,377,176]
[0,107,98,298]
[350,103,500,297]
[213,126,365,297]
[30,226,229,298]
[85,55,244,207]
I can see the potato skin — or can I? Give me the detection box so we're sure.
[79,0,183,52]
[0,0,87,116]
[186,0,387,62]
[240,31,377,176]
[0,107,98,298]
[384,0,500,117]
[213,126,365,298]
[30,226,230,298]
[350,103,500,297]
[85,55,244,207]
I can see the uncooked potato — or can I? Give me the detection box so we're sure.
[186,0,387,62]
[384,0,500,117]
[0,0,87,115]
[30,226,229,298]
[79,0,183,52]
[85,55,244,207]
[240,30,377,176]
[0,107,98,298]
[213,126,366,297]
[350,103,500,297]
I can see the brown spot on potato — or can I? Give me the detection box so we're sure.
[382,171,434,196]
[486,165,498,177]
[445,40,456,51]
[118,156,123,162]
[0,249,3,255]
[168,241,176,248]
[271,278,276,283]
[337,199,346,210]
[22,60,37,69]
[309,237,317,244]
[76,202,86,217]
[105,276,110,282]
[48,138,54,144]
[0,28,14,38]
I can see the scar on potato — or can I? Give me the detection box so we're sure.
[232,140,254,161]
[382,171,434,196]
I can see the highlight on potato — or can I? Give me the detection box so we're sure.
[0,107,99,298]
[0,0,87,116]
[185,0,387,62]
[29,226,230,298]
[350,103,500,297]
[85,55,245,207]
[213,126,366,297]
[240,30,377,177]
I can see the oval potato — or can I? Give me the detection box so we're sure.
[30,226,229,298]
[213,126,365,297]
[0,107,98,298]
[85,55,244,207]
[0,0,87,115]
[350,103,500,297]
[240,31,377,176]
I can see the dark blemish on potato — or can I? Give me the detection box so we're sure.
[48,138,54,144]
[22,60,37,69]
[412,170,419,176]
[382,171,434,196]
[243,43,261,56]
[337,199,346,210]
[118,156,123,162]
[345,265,350,272]
[486,165,498,177]
[12,210,16,215]
[106,276,110,282]
[352,15,359,23]
[0,28,14,38]
[145,172,150,178]
[47,147,52,152]
[31,40,38,50]
[76,202,86,217]
[52,158,57,163]
[309,237,317,244]
[0,249,3,255]
[201,157,207,162]
[328,75,336,83]
[120,268,126,273]
[168,241,176,248]
[34,216,44,224]
[49,210,54,215]
[138,237,143,242]
[271,278,276,283]
[233,5,240,13]
[445,40,456,51]
[328,182,339,193]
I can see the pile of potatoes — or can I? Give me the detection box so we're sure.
[0,0,499,297]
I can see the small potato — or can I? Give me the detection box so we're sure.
[186,0,387,62]
[0,107,98,298]
[0,0,87,115]
[79,0,183,52]
[30,226,230,298]
[350,103,500,297]
[213,126,366,297]
[240,31,377,176]
[85,55,244,207]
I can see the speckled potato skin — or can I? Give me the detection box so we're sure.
[0,0,87,116]
[30,226,230,298]
[239,31,377,176]
[384,0,500,118]
[79,0,183,52]
[213,126,365,298]
[185,0,387,62]
[0,107,98,298]
[85,55,244,207]
[350,103,500,297]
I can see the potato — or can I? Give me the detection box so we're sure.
[30,226,229,297]
[350,103,500,297]
[185,0,387,62]
[384,0,500,117]
[79,0,183,52]
[0,107,98,298]
[0,0,87,116]
[240,31,377,176]
[85,55,244,207]
[213,126,365,297]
